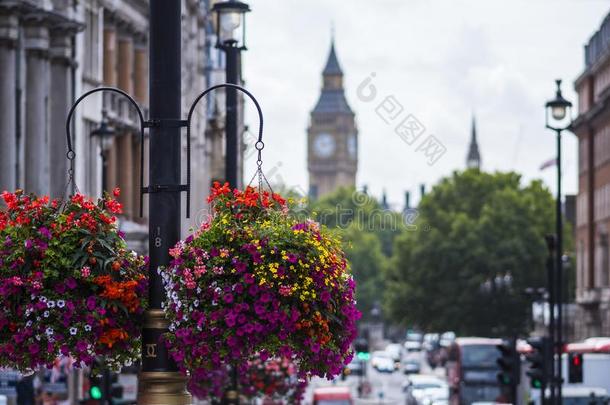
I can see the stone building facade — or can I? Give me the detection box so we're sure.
[0,0,82,199]
[0,0,234,251]
[573,11,610,338]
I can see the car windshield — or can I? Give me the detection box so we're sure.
[461,345,499,368]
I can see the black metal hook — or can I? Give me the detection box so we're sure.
[185,83,265,215]
[67,84,264,221]
[65,86,147,200]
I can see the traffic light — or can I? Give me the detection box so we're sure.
[526,336,551,389]
[88,372,103,401]
[354,338,370,361]
[568,353,584,383]
[496,338,520,386]
[88,368,124,405]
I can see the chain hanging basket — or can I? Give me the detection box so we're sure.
[161,183,360,397]
[0,190,147,372]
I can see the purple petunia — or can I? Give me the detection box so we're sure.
[65,278,77,289]
[86,296,96,311]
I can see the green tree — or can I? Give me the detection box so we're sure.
[306,187,402,319]
[384,170,567,336]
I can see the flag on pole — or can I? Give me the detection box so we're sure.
[539,157,557,171]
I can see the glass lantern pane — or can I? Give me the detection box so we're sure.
[551,105,566,120]
[219,11,241,42]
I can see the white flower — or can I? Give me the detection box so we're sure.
[43,311,49,318]
[84,325,91,332]
[171,291,178,300]
[168,324,176,332]
[47,300,56,308]
[193,300,199,307]
[124,359,133,367]
[196,287,202,294]
[39,296,48,303]
[25,308,32,316]
[26,321,32,327]
[45,327,53,336]
[57,300,65,308]
[69,327,77,335]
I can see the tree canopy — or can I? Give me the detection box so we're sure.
[307,187,403,319]
[383,170,563,336]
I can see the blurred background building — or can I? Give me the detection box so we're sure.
[574,10,610,339]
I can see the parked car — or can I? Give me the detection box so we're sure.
[371,350,392,368]
[402,375,448,405]
[386,343,404,362]
[374,356,396,373]
[439,331,456,348]
[423,333,440,352]
[419,386,449,405]
[405,340,423,352]
[312,386,353,405]
[405,331,424,350]
[402,357,421,374]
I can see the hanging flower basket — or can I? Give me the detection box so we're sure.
[242,356,307,404]
[190,354,307,403]
[162,182,360,397]
[0,190,147,372]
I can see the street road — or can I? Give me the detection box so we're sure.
[302,351,446,404]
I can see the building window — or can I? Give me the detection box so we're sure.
[83,7,100,80]
[579,137,587,174]
[600,233,609,287]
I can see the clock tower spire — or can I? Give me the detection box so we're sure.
[307,36,358,198]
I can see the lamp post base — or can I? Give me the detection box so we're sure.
[137,371,191,405]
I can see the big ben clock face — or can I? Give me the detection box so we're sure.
[347,134,357,159]
[313,133,335,158]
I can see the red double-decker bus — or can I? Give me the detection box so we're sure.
[446,337,505,405]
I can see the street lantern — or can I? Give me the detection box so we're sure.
[212,0,250,49]
[212,0,251,189]
[90,111,116,194]
[545,79,573,128]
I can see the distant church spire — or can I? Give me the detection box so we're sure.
[467,115,481,169]
[381,189,389,210]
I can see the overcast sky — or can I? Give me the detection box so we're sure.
[241,0,610,209]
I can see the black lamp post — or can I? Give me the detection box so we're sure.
[212,0,250,188]
[64,2,261,404]
[90,111,115,195]
[545,79,573,405]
